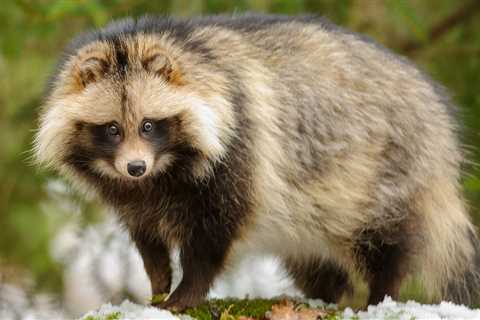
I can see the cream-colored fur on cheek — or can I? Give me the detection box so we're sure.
[189,94,236,162]
[92,159,123,179]
[34,103,73,168]
[182,97,227,159]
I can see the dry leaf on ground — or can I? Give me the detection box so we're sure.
[266,300,329,320]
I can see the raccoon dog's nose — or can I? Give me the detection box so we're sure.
[127,160,146,177]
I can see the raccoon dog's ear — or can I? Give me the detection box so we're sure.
[142,53,182,84]
[76,56,109,88]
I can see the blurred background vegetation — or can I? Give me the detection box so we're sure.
[0,0,479,308]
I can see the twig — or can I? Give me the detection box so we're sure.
[402,1,480,54]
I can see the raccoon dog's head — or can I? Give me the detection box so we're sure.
[34,31,235,183]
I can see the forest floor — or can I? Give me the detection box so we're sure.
[79,296,480,320]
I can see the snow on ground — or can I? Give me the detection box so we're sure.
[342,297,480,319]
[79,297,480,320]
[79,300,193,320]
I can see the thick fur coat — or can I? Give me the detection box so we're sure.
[34,14,480,310]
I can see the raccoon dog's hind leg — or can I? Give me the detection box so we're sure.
[285,259,353,303]
[356,180,480,306]
[354,223,418,306]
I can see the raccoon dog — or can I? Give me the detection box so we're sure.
[34,14,480,310]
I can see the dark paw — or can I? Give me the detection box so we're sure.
[157,292,204,312]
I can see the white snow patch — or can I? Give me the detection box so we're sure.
[79,300,193,320]
[343,296,480,320]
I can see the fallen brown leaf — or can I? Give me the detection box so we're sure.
[266,300,329,320]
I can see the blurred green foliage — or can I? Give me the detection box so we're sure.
[0,0,479,299]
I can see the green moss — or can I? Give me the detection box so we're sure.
[183,298,343,320]
[83,312,122,320]
[323,313,342,320]
[184,298,280,320]
[105,312,122,320]
[184,303,212,320]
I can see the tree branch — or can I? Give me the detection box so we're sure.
[401,1,480,54]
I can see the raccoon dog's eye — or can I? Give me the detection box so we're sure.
[107,123,120,136]
[142,120,153,133]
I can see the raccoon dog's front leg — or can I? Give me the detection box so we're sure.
[160,225,231,311]
[133,235,172,300]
